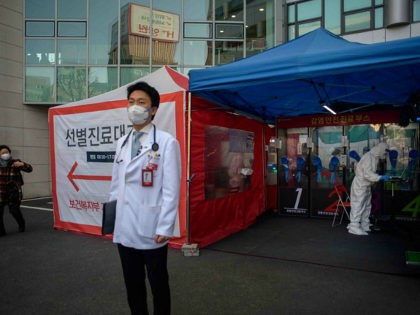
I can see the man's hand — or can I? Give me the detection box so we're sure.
[154,235,170,243]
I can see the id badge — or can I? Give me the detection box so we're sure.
[142,169,153,187]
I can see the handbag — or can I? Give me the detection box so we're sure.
[101,200,117,235]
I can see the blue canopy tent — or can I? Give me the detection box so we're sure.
[188,28,420,123]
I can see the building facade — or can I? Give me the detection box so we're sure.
[0,0,419,198]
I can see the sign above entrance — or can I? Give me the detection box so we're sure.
[277,109,400,128]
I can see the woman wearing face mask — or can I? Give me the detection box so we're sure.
[109,82,181,315]
[0,145,33,236]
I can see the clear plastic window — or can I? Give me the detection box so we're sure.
[204,126,254,199]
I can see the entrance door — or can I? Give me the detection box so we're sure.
[277,127,310,216]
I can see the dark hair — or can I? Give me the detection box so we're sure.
[127,81,160,109]
[0,145,11,153]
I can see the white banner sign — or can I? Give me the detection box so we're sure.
[129,3,180,42]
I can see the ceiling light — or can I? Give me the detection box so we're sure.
[259,8,265,12]
[322,104,337,115]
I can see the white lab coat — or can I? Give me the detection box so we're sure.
[349,143,387,229]
[109,124,181,250]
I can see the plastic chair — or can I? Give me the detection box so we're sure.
[332,184,351,227]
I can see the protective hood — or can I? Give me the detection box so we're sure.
[370,142,388,158]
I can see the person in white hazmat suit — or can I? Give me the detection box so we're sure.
[348,142,389,235]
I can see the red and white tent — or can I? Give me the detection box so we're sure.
[49,66,273,249]
[48,66,189,246]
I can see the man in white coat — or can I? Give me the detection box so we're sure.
[109,81,181,315]
[348,142,389,236]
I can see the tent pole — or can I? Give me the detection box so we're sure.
[186,91,192,245]
[182,91,199,256]
[262,123,267,211]
[261,107,267,211]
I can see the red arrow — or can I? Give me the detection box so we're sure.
[67,161,112,192]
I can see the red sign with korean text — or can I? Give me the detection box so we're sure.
[277,109,400,128]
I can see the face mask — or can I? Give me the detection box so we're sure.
[127,105,151,125]
[1,153,11,161]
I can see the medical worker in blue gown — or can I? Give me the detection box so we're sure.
[348,143,389,236]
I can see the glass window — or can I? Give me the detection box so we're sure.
[184,23,212,38]
[151,2,181,66]
[215,0,244,21]
[215,41,243,65]
[25,67,55,102]
[153,41,179,65]
[25,0,55,19]
[288,25,296,40]
[183,40,212,66]
[25,21,55,37]
[57,40,87,65]
[298,20,321,36]
[325,0,341,34]
[375,7,383,28]
[120,67,150,86]
[297,0,321,21]
[348,124,381,168]
[414,0,420,22]
[88,67,118,97]
[215,23,244,39]
[57,67,87,102]
[204,126,254,199]
[57,0,87,19]
[312,126,343,188]
[246,38,266,56]
[246,0,274,54]
[288,4,295,23]
[375,0,383,5]
[153,0,181,14]
[89,0,118,65]
[344,0,371,12]
[120,0,150,8]
[26,39,55,64]
[119,3,152,65]
[384,123,419,178]
[57,22,87,37]
[184,0,212,21]
[344,11,371,33]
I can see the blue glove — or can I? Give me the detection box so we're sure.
[380,175,390,181]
